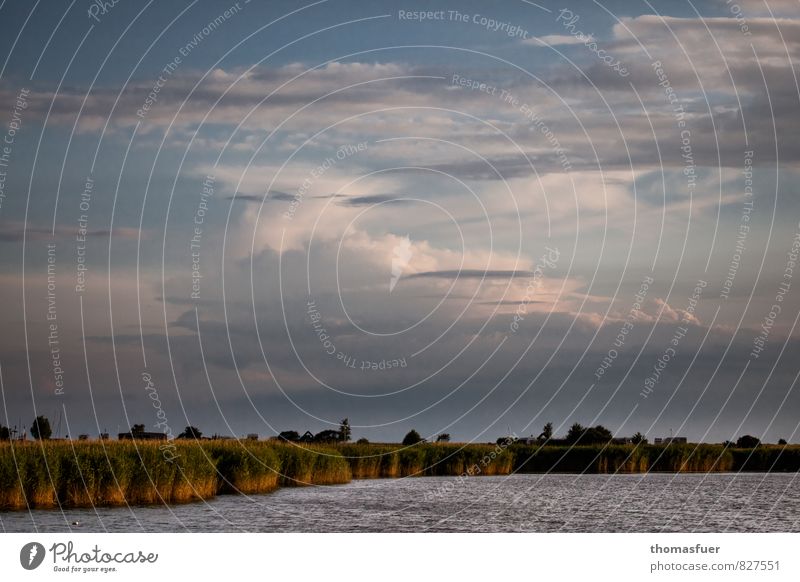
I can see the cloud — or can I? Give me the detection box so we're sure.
[335,193,420,206]
[727,0,800,17]
[225,190,296,203]
[407,269,536,280]
[524,34,595,46]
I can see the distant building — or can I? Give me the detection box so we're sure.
[654,437,687,445]
[611,437,633,445]
[78,434,89,441]
[99,432,109,440]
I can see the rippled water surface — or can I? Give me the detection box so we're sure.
[2,473,798,532]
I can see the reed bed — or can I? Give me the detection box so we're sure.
[0,441,216,509]
[0,440,349,510]
[511,444,648,473]
[1,441,797,510]
[730,445,800,472]
[646,444,733,473]
[273,442,351,486]
[511,443,766,473]
[340,442,514,478]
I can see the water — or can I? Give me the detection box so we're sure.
[2,473,798,532]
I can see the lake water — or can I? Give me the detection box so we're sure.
[2,473,798,532]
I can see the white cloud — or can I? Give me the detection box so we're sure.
[524,34,596,46]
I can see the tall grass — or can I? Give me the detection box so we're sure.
[512,443,745,473]
[340,442,514,478]
[730,445,800,472]
[273,442,351,486]
[1,441,797,510]
[0,440,349,510]
[646,444,733,472]
[206,441,281,494]
[0,441,217,509]
[339,444,402,478]
[511,444,647,473]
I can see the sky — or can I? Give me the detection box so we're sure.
[1,0,799,443]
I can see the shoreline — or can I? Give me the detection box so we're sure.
[1,440,798,511]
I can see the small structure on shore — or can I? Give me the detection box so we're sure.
[611,437,634,445]
[118,424,167,441]
[654,437,687,445]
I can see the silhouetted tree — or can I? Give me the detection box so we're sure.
[313,429,341,443]
[539,422,554,440]
[356,437,370,444]
[339,418,351,442]
[736,435,761,448]
[402,429,423,445]
[583,425,613,444]
[778,438,788,446]
[631,432,647,444]
[565,423,613,445]
[177,426,202,439]
[565,423,586,444]
[436,433,451,442]
[279,430,300,442]
[0,425,9,440]
[30,416,52,440]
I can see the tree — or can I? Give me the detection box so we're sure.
[177,426,202,439]
[131,424,145,435]
[631,432,647,445]
[736,435,761,448]
[778,438,788,446]
[30,416,52,440]
[356,437,370,444]
[436,433,451,442]
[0,425,9,440]
[583,425,613,444]
[538,422,554,441]
[313,429,341,443]
[402,429,423,446]
[565,422,585,444]
[564,423,612,445]
[279,430,300,442]
[339,418,351,442]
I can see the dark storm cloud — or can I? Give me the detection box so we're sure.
[335,193,419,206]
[225,191,295,203]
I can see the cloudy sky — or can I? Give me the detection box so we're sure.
[1,0,799,443]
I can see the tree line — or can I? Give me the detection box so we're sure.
[499,422,788,448]
[0,416,790,448]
